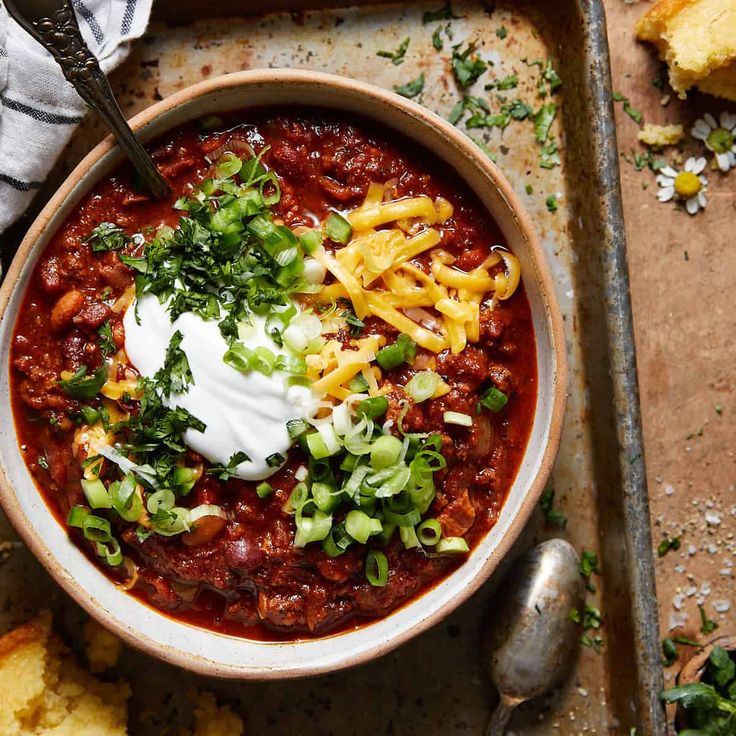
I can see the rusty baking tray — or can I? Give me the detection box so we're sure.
[0,0,666,733]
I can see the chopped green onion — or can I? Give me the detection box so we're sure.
[443,411,473,427]
[81,477,112,509]
[266,452,285,468]
[283,482,309,514]
[365,550,389,587]
[349,374,370,393]
[275,354,307,375]
[480,386,508,412]
[312,482,340,513]
[306,431,337,460]
[173,466,198,495]
[67,505,89,528]
[299,229,323,255]
[253,346,276,375]
[323,522,353,557]
[405,371,441,403]
[294,508,333,547]
[287,418,310,440]
[399,525,420,549]
[345,509,383,544]
[256,481,273,498]
[215,152,243,178]
[357,396,389,419]
[147,489,175,514]
[374,465,411,498]
[110,474,143,522]
[324,212,353,245]
[95,538,123,566]
[436,536,470,555]
[378,523,396,545]
[417,519,442,545]
[150,507,191,536]
[344,464,371,500]
[82,514,112,543]
[370,435,403,469]
[376,334,416,370]
[223,342,253,373]
[384,507,422,528]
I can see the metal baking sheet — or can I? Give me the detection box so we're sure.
[0,1,664,733]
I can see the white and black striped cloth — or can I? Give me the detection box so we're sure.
[0,0,152,234]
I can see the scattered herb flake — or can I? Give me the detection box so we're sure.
[84,222,130,253]
[451,41,488,88]
[496,26,507,39]
[525,184,533,194]
[432,26,444,51]
[97,320,116,358]
[545,194,559,212]
[539,487,567,527]
[38,454,49,471]
[533,103,557,143]
[715,404,723,415]
[377,37,410,65]
[657,536,681,557]
[394,73,425,99]
[448,99,466,125]
[579,549,600,592]
[540,141,561,169]
[699,605,719,635]
[153,330,193,398]
[207,450,252,481]
[342,308,365,337]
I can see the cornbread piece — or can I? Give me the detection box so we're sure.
[192,692,244,736]
[83,619,123,673]
[0,613,129,735]
[636,0,736,101]
[638,123,685,146]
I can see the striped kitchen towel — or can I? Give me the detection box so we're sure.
[0,0,153,235]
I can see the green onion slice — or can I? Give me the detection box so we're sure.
[345,509,383,544]
[256,481,273,498]
[480,386,508,412]
[294,508,333,548]
[365,550,389,587]
[436,536,470,555]
[81,477,112,510]
[443,411,473,427]
[417,519,442,545]
[405,371,441,403]
[324,212,353,245]
[357,396,389,419]
[370,435,403,469]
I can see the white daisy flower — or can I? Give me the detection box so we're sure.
[691,112,736,172]
[656,157,708,215]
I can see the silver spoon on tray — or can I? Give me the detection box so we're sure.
[482,538,585,735]
[4,0,169,200]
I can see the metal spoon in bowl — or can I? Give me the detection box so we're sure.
[4,0,169,200]
[482,538,585,735]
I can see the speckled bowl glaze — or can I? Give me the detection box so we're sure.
[0,70,566,679]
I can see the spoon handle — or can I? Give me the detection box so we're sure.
[3,0,170,200]
[484,696,516,736]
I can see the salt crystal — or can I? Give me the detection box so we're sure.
[578,688,588,697]
[687,545,697,556]
[719,568,733,577]
[700,581,711,596]
[668,611,688,630]
[675,565,685,574]
[707,544,718,554]
[705,510,722,526]
[685,586,697,597]
[664,484,674,496]
[673,593,685,610]
[714,600,731,613]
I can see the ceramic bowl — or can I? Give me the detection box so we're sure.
[0,69,566,678]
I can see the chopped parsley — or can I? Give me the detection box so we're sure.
[83,222,130,253]
[432,26,444,51]
[341,308,365,336]
[540,142,560,169]
[538,59,562,96]
[451,41,488,88]
[545,194,559,212]
[377,37,410,65]
[612,92,643,124]
[495,26,507,40]
[579,549,600,592]
[394,73,425,99]
[486,74,518,91]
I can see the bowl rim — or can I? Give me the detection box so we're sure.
[0,68,567,678]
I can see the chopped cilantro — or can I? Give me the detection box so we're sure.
[451,41,488,88]
[612,92,643,124]
[153,331,193,398]
[503,99,533,120]
[97,320,116,358]
[448,99,466,125]
[432,26,444,51]
[487,74,518,91]
[496,26,507,40]
[341,308,365,337]
[545,194,559,212]
[422,2,459,24]
[540,142,561,169]
[524,184,533,194]
[57,364,108,400]
[207,450,252,481]
[37,454,49,471]
[533,103,557,143]
[84,222,130,253]
[579,549,600,592]
[581,633,604,654]
[538,59,562,96]
[394,73,425,99]
[377,37,410,65]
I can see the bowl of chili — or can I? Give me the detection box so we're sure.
[0,70,566,678]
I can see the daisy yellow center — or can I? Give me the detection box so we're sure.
[707,127,734,154]
[674,171,701,199]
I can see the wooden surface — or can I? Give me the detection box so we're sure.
[604,0,736,679]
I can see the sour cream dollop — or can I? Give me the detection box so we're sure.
[123,295,319,481]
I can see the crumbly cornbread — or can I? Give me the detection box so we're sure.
[636,0,736,101]
[637,123,685,146]
[0,613,129,735]
[192,692,244,736]
[83,619,123,673]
